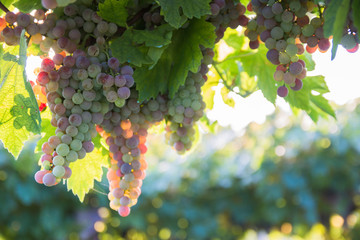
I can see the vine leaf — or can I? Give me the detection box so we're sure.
[67,146,110,202]
[0,0,15,15]
[98,0,129,27]
[353,0,360,32]
[285,75,336,121]
[110,24,173,67]
[158,0,211,28]
[13,0,42,13]
[134,18,216,102]
[0,30,41,159]
[323,0,351,60]
[221,31,277,104]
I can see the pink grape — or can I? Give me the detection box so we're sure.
[118,206,131,217]
[34,170,48,184]
[43,173,57,186]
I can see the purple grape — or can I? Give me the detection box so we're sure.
[290,79,303,91]
[277,85,289,97]
[82,141,94,153]
[117,87,131,99]
[121,163,132,174]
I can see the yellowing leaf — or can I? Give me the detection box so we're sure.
[67,147,110,202]
[0,31,41,158]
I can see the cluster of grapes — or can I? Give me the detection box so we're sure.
[245,0,330,97]
[164,48,211,154]
[143,8,164,30]
[208,0,248,42]
[95,87,167,216]
[339,9,359,53]
[0,0,254,217]
[98,120,148,217]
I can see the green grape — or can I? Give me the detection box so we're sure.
[182,98,192,108]
[341,34,357,49]
[289,0,301,12]
[276,40,287,51]
[281,21,293,33]
[78,123,89,133]
[265,38,276,49]
[53,165,65,178]
[302,24,315,37]
[286,44,298,56]
[123,153,133,163]
[42,160,51,170]
[311,17,322,28]
[291,55,299,62]
[74,132,84,141]
[279,52,291,64]
[191,101,202,111]
[72,92,84,105]
[66,125,78,137]
[247,19,258,31]
[271,27,284,40]
[281,10,293,23]
[173,114,184,123]
[70,139,82,151]
[66,150,78,162]
[291,25,301,36]
[53,155,65,166]
[56,143,70,156]
[114,98,125,108]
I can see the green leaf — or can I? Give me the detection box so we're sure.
[352,0,360,32]
[285,76,335,121]
[221,86,235,108]
[134,19,216,101]
[323,0,351,60]
[98,0,129,27]
[305,75,329,94]
[0,31,41,158]
[110,24,173,67]
[299,52,315,72]
[310,95,336,119]
[220,31,276,103]
[0,0,15,15]
[323,0,339,38]
[13,0,42,13]
[110,30,154,67]
[240,45,277,104]
[158,0,211,28]
[67,147,110,202]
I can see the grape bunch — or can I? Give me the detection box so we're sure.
[98,119,149,217]
[245,0,330,97]
[208,0,248,43]
[143,8,164,30]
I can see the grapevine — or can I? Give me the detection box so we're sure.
[0,0,358,218]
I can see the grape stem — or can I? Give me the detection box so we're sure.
[212,62,256,98]
[0,1,9,13]
[318,4,323,19]
[116,4,153,36]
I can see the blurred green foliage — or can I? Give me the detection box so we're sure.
[2,100,360,239]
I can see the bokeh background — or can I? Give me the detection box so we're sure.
[2,97,360,240]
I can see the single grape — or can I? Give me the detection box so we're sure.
[277,85,288,97]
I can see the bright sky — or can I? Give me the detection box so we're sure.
[207,48,360,131]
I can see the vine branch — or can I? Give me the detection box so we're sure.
[0,1,9,13]
[212,63,256,98]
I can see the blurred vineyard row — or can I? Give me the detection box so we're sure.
[2,100,360,240]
